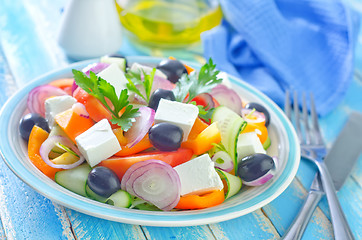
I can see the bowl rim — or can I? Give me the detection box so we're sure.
[0,56,300,226]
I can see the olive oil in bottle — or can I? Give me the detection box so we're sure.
[116,0,222,48]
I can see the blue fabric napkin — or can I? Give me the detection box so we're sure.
[202,0,360,116]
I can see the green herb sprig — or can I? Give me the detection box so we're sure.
[172,58,222,103]
[125,69,155,103]
[72,70,140,131]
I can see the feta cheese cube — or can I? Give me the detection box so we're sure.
[100,56,126,72]
[130,62,167,79]
[75,119,121,167]
[45,95,77,127]
[237,132,266,162]
[97,63,128,97]
[174,154,223,196]
[154,99,199,141]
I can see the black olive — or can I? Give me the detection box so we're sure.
[156,59,188,83]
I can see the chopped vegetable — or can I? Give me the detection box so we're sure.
[28,126,62,179]
[73,87,113,123]
[121,160,181,211]
[126,68,155,103]
[211,151,234,172]
[72,70,139,131]
[187,117,209,140]
[172,58,222,103]
[27,85,68,117]
[210,84,242,114]
[54,163,92,197]
[99,148,193,181]
[40,135,85,169]
[181,122,221,155]
[124,106,155,147]
[49,78,74,95]
[175,189,225,210]
[54,109,94,143]
[114,134,153,157]
[216,169,242,199]
[241,121,268,144]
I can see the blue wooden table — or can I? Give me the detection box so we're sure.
[0,1,361,239]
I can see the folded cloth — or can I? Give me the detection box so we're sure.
[202,0,360,116]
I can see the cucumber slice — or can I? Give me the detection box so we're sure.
[263,136,271,150]
[85,184,108,203]
[106,190,132,208]
[216,169,242,199]
[54,163,91,197]
[211,106,247,173]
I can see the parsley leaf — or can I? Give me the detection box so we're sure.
[190,101,215,122]
[173,58,222,103]
[125,69,155,103]
[72,69,140,131]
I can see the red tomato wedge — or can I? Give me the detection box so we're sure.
[49,78,74,95]
[73,87,113,123]
[99,148,193,181]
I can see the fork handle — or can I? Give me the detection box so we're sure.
[282,190,323,240]
[318,161,355,240]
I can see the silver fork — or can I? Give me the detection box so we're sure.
[283,91,354,240]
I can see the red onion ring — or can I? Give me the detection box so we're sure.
[121,160,181,211]
[40,135,85,169]
[72,102,89,119]
[82,62,110,77]
[27,85,68,117]
[121,160,153,192]
[190,93,215,110]
[71,80,78,95]
[241,108,266,124]
[151,75,175,93]
[210,84,242,114]
[211,151,234,172]
[124,106,155,148]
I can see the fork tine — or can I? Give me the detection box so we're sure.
[293,91,303,143]
[310,93,324,145]
[302,93,311,144]
[284,90,291,120]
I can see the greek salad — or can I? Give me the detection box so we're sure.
[20,56,277,211]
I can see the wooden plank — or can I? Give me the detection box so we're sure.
[0,221,5,240]
[209,209,279,240]
[0,1,151,238]
[0,47,75,240]
[142,225,216,240]
[65,209,146,240]
[262,179,333,239]
[315,177,362,239]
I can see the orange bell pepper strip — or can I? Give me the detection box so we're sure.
[54,109,94,143]
[28,126,62,179]
[175,189,225,210]
[187,117,209,140]
[181,122,221,155]
[113,134,153,157]
[241,122,268,144]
